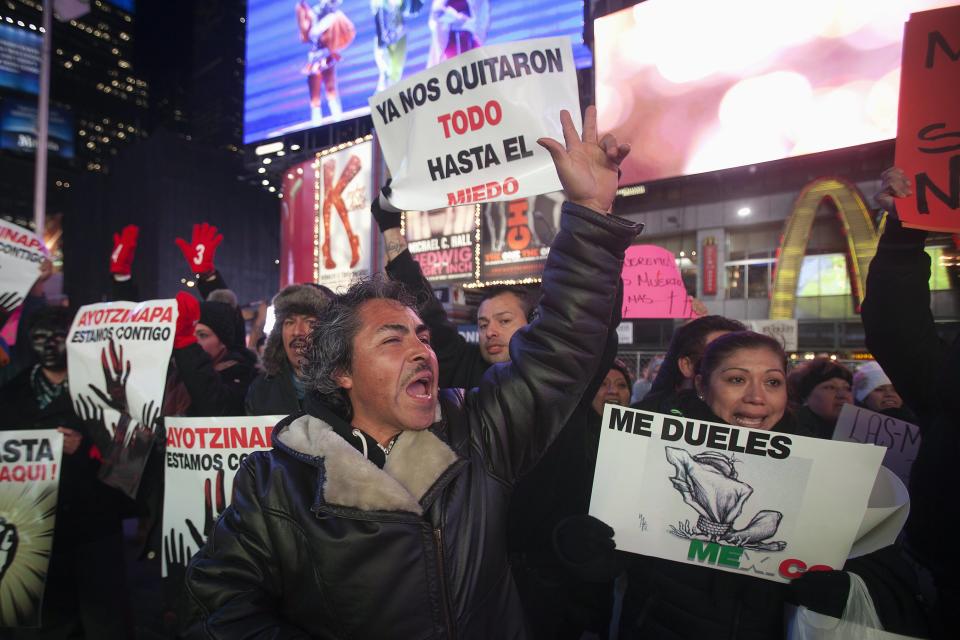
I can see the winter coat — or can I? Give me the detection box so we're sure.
[245,360,302,416]
[181,204,641,639]
[794,404,837,439]
[861,221,960,608]
[168,344,255,417]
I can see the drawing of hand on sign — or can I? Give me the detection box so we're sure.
[665,447,786,552]
[186,468,227,551]
[88,338,132,416]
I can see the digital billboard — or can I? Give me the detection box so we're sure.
[0,23,41,95]
[405,205,476,282]
[595,0,957,185]
[0,98,75,159]
[244,0,590,144]
[479,191,562,282]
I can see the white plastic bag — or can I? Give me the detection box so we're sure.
[786,573,922,640]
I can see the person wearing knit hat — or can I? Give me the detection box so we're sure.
[195,301,238,361]
[245,283,334,415]
[788,357,853,439]
[853,360,919,424]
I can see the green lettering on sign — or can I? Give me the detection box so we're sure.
[687,540,719,563]
[718,545,743,568]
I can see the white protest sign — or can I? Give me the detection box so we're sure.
[370,36,581,211]
[161,415,283,578]
[590,406,885,583]
[66,299,177,498]
[0,429,63,628]
[848,467,910,559]
[747,319,798,352]
[0,219,47,313]
[832,403,921,487]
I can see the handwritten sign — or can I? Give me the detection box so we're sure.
[832,404,921,487]
[370,37,580,212]
[590,406,885,584]
[621,245,695,319]
[894,4,960,232]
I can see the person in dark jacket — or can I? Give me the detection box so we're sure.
[244,283,334,415]
[787,357,853,439]
[164,297,255,418]
[861,167,959,638]
[637,315,746,413]
[0,306,130,639]
[181,106,641,638]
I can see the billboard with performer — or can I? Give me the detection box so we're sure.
[315,139,374,291]
[405,205,476,282]
[243,0,591,143]
[479,191,561,283]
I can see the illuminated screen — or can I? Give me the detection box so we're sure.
[797,254,851,297]
[244,0,590,144]
[0,98,75,159]
[0,24,41,95]
[925,246,953,291]
[595,0,957,185]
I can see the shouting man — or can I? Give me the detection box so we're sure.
[183,107,639,638]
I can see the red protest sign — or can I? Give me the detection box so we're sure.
[621,245,696,319]
[894,5,960,232]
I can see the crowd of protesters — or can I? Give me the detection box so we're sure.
[0,110,955,640]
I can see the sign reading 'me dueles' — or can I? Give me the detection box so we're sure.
[590,406,886,584]
[370,36,581,212]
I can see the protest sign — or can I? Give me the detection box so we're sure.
[405,204,476,282]
[370,37,581,212]
[161,415,283,579]
[832,403,921,487]
[747,319,798,352]
[66,299,177,498]
[590,406,885,583]
[849,466,910,559]
[480,192,562,282]
[316,140,374,292]
[621,245,696,319]
[0,429,62,628]
[894,5,960,232]
[0,218,47,314]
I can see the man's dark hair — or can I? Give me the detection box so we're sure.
[478,286,539,323]
[301,275,416,421]
[697,331,787,387]
[650,315,747,393]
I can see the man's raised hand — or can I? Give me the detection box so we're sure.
[875,167,912,218]
[537,106,630,215]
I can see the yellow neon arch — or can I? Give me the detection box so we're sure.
[769,178,879,320]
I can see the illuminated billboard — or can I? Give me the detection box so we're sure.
[595,0,957,185]
[0,23,41,95]
[244,0,590,144]
[0,99,75,159]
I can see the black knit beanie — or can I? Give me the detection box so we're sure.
[199,301,236,347]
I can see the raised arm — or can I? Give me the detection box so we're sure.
[471,106,640,481]
[861,168,954,418]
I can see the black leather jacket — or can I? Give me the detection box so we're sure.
[181,204,642,639]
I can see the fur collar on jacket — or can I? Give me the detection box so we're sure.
[276,412,459,516]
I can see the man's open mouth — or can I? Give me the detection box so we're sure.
[405,371,434,399]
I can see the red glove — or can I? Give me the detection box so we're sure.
[110,225,139,276]
[175,222,223,275]
[174,291,200,349]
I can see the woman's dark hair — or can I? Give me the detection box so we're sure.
[650,315,747,393]
[787,357,853,405]
[697,331,788,386]
[301,275,416,421]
